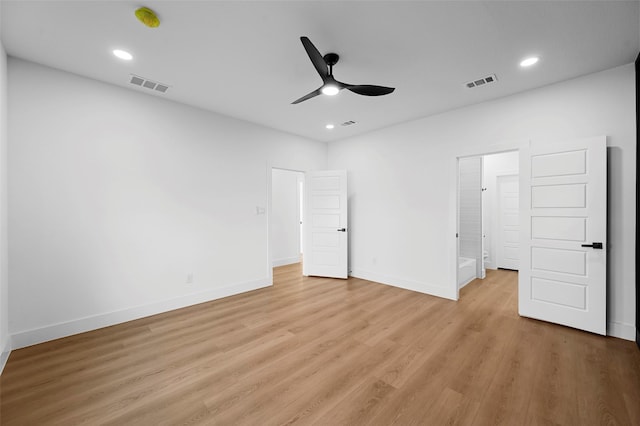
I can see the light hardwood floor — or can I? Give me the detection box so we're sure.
[1,264,639,425]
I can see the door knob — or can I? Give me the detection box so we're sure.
[581,242,603,249]
[337,228,346,232]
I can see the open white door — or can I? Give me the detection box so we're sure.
[519,136,606,335]
[303,170,348,279]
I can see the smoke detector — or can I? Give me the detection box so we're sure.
[465,74,497,89]
[129,75,170,93]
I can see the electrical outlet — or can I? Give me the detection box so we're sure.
[186,273,194,284]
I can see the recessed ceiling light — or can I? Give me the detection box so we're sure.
[325,124,335,130]
[321,85,339,96]
[520,56,539,67]
[113,49,133,61]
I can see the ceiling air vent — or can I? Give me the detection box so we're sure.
[341,120,357,127]
[129,74,171,94]
[465,74,497,89]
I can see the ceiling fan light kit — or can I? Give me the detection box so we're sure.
[321,85,339,96]
[292,36,395,104]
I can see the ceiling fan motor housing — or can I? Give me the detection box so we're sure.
[323,53,339,67]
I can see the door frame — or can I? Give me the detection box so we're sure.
[451,141,527,300]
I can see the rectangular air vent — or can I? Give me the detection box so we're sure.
[155,84,169,93]
[129,75,171,94]
[465,74,497,89]
[341,120,357,126]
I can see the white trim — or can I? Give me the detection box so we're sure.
[266,163,274,284]
[350,268,456,301]
[6,280,634,354]
[272,256,301,267]
[450,155,460,300]
[458,278,474,290]
[607,321,636,341]
[11,278,271,350]
[0,338,11,375]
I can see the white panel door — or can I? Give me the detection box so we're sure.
[519,136,606,335]
[497,175,519,270]
[303,170,348,279]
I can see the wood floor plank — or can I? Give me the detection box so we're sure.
[525,326,581,425]
[366,328,485,424]
[261,339,402,426]
[201,320,370,417]
[1,263,639,425]
[471,318,546,425]
[309,376,397,426]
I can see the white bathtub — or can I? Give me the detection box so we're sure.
[458,257,477,288]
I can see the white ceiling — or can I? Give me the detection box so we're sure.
[2,1,639,143]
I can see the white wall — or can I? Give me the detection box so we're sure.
[8,58,327,348]
[271,168,302,267]
[483,151,519,270]
[328,64,636,340]
[0,4,10,373]
[458,156,482,277]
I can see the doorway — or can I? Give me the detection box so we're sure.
[271,168,304,268]
[457,151,519,292]
[455,137,607,335]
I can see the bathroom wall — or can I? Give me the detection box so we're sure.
[482,151,519,270]
[458,156,483,278]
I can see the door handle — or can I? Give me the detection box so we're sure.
[581,242,603,249]
[337,228,347,232]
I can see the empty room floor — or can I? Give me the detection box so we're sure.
[1,265,639,425]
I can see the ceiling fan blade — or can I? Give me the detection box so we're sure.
[300,36,329,81]
[344,84,395,96]
[291,87,323,104]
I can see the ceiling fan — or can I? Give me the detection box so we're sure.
[292,36,395,104]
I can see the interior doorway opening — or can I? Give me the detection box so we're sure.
[271,168,305,269]
[457,151,520,294]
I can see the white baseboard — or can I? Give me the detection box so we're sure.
[272,256,301,267]
[458,277,474,290]
[0,338,10,375]
[607,321,636,341]
[9,275,633,351]
[350,268,456,301]
[11,278,272,350]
